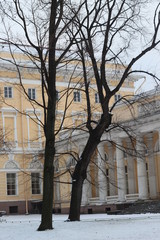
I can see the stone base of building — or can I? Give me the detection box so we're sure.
[2,199,160,216]
[54,203,117,215]
[0,200,42,215]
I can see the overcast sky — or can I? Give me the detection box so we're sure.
[133,1,160,93]
[0,0,159,93]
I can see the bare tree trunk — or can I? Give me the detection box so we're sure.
[38,99,56,230]
[69,144,97,221]
[69,147,95,221]
[38,141,55,230]
[69,174,84,221]
[69,114,112,221]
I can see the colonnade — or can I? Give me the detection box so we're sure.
[82,131,159,205]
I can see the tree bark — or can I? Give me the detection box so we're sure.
[37,142,55,230]
[69,175,84,221]
[68,139,98,221]
[68,143,96,221]
[38,103,56,230]
[69,113,112,221]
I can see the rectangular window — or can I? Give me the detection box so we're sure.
[9,206,18,214]
[28,88,36,100]
[4,87,13,98]
[95,93,100,103]
[31,172,41,194]
[114,94,121,102]
[7,173,17,195]
[73,91,81,102]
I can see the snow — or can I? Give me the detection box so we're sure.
[1,213,160,240]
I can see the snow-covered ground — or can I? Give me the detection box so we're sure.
[1,213,160,240]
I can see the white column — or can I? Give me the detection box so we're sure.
[147,134,157,198]
[116,138,126,202]
[108,145,116,196]
[136,135,148,199]
[98,143,107,202]
[127,143,136,194]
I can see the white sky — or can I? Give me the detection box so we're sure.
[0,0,160,93]
[133,1,160,93]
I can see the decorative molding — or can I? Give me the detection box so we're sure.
[29,158,43,170]
[5,161,19,169]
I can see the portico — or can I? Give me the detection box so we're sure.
[82,110,160,206]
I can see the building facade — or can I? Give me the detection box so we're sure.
[0,50,160,214]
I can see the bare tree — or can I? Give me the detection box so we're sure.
[1,0,160,226]
[66,1,160,221]
[0,0,85,230]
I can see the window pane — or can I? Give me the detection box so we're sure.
[28,88,31,98]
[7,173,16,195]
[31,172,41,194]
[8,87,12,98]
[4,87,8,98]
[114,94,121,102]
[32,89,36,99]
[28,88,36,100]
[4,87,12,98]
[74,91,80,102]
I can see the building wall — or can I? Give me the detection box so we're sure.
[0,51,160,214]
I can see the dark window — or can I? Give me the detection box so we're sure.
[88,208,93,214]
[28,88,36,100]
[73,91,81,102]
[31,172,41,194]
[4,87,12,98]
[114,94,121,102]
[9,206,18,214]
[7,173,17,195]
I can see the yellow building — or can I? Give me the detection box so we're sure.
[0,50,159,214]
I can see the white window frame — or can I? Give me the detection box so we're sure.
[4,87,13,98]
[28,88,36,100]
[6,172,18,196]
[73,91,81,102]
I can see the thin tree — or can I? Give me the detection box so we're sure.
[67,1,160,221]
[0,0,85,230]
